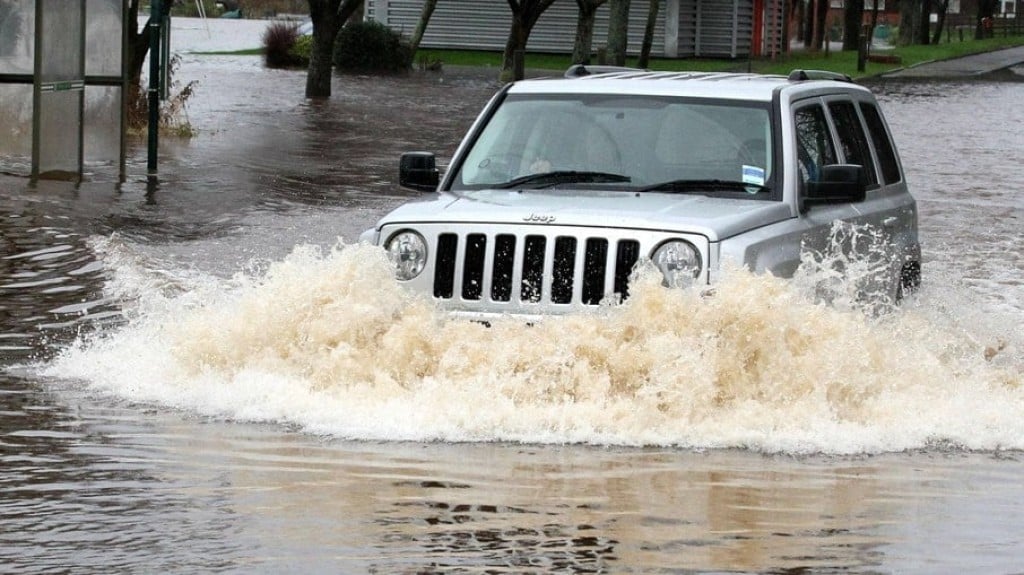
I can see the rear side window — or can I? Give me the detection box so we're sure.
[828,100,878,186]
[860,102,902,184]
[794,104,837,187]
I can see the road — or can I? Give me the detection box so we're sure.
[881,44,1024,78]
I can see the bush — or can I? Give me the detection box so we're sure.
[332,20,412,73]
[262,21,304,68]
[289,34,312,67]
[126,55,197,137]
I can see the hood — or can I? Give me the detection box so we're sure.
[375,189,794,242]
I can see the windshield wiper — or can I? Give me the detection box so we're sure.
[495,170,631,190]
[635,179,770,195]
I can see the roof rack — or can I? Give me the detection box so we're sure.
[564,64,647,78]
[787,69,854,83]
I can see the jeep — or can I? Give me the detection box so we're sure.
[359,66,921,318]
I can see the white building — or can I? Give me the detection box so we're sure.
[366,0,786,59]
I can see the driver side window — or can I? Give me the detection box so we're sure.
[794,104,837,189]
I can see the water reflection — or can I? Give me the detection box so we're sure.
[0,377,249,572]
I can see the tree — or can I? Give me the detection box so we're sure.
[976,0,998,39]
[409,0,439,54]
[501,0,558,82]
[809,0,827,51]
[801,0,829,51]
[931,0,949,44]
[917,0,933,44]
[799,0,811,45]
[305,0,363,99]
[572,0,608,64]
[606,0,630,66]
[637,0,659,68]
[126,0,153,94]
[898,0,919,45]
[842,0,864,51]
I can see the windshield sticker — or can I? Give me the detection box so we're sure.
[742,165,766,189]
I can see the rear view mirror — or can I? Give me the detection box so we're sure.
[399,152,439,192]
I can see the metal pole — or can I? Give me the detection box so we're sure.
[120,0,128,179]
[77,0,86,179]
[31,0,42,178]
[858,24,870,72]
[147,0,161,174]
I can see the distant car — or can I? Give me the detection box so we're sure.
[360,66,921,318]
[297,19,312,36]
[214,1,242,17]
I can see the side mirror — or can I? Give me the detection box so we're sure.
[802,164,866,212]
[399,152,439,192]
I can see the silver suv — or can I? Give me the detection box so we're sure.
[360,66,921,318]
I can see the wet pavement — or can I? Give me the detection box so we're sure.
[881,44,1024,78]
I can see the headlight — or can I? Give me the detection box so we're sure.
[651,240,702,288]
[385,230,427,280]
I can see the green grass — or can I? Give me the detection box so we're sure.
[418,33,1024,79]
[191,31,1024,81]
[193,48,264,56]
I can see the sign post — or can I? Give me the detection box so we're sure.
[147,0,170,175]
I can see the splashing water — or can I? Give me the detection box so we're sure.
[38,235,1021,454]
[794,219,907,316]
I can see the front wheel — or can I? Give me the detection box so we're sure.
[896,261,922,303]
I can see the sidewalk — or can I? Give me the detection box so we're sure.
[881,44,1024,78]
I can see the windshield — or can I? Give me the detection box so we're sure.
[450,94,775,197]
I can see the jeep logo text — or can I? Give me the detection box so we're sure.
[523,214,556,223]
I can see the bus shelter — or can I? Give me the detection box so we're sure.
[0,0,127,180]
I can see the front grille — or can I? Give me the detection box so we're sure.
[433,231,641,308]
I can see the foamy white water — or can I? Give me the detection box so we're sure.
[41,236,1022,455]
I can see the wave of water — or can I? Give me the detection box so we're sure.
[35,235,1022,455]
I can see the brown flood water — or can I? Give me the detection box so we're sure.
[2,46,1024,573]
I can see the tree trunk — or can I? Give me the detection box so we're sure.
[409,0,438,54]
[780,0,791,56]
[898,0,918,45]
[125,0,156,128]
[126,0,151,92]
[606,0,630,66]
[501,17,527,82]
[500,0,557,82]
[917,0,933,45]
[975,0,997,39]
[810,0,827,51]
[572,0,607,64]
[802,0,812,46]
[842,0,863,51]
[869,0,880,45]
[637,0,659,68]
[931,0,949,44]
[305,0,363,99]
